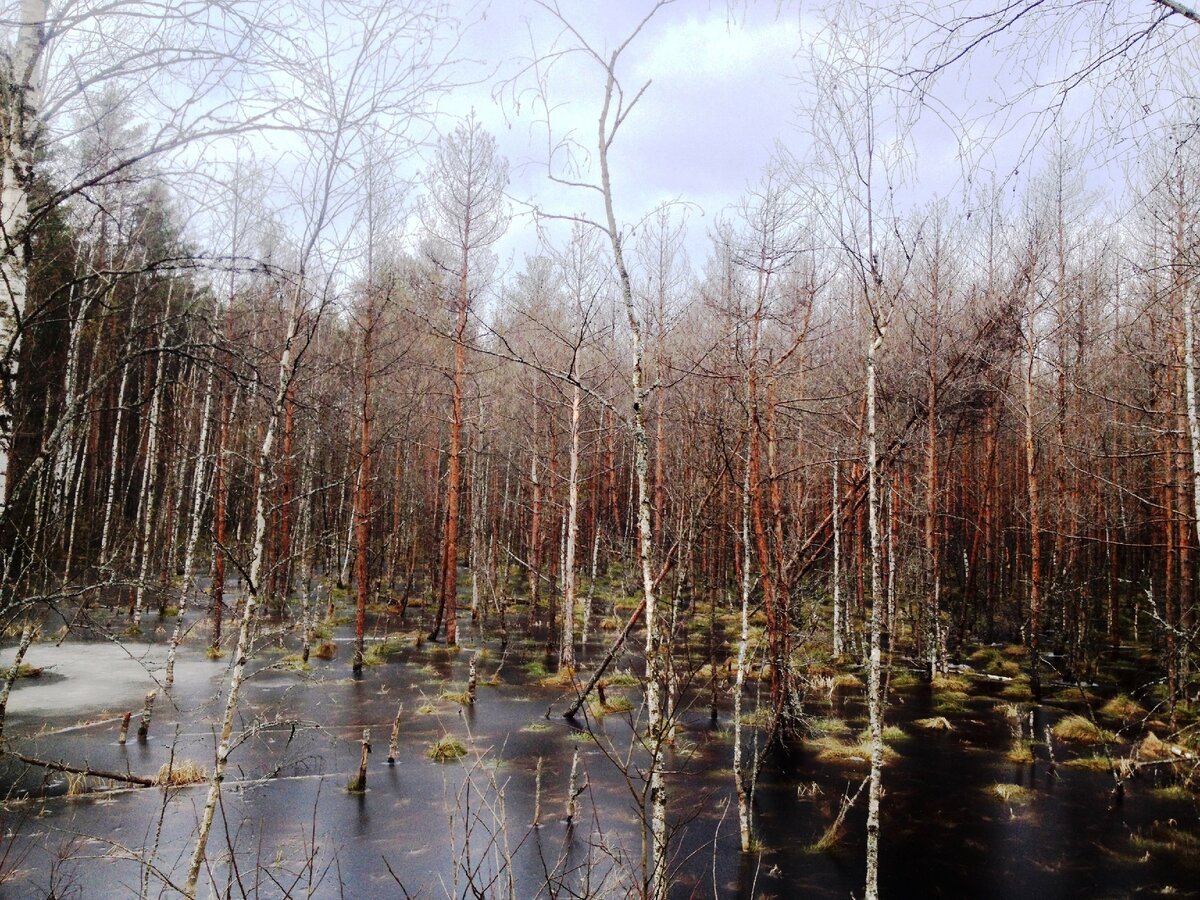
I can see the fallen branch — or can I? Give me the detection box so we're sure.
[563,598,645,720]
[6,750,155,786]
[562,545,677,720]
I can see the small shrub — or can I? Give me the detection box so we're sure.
[968,647,1002,667]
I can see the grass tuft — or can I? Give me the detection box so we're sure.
[914,716,954,731]
[933,691,971,714]
[1100,694,1146,722]
[1052,714,1116,745]
[362,637,408,666]
[810,735,897,766]
[832,673,863,690]
[931,673,971,693]
[278,654,311,673]
[154,760,207,786]
[427,735,467,762]
[1063,755,1115,772]
[989,783,1032,803]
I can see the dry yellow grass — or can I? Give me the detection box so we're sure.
[913,716,954,731]
[1051,714,1116,745]
[931,673,971,693]
[154,760,207,786]
[810,736,898,766]
[1100,694,1145,721]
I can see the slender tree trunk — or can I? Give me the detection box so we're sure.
[528,422,543,614]
[133,290,174,629]
[210,369,229,654]
[165,360,216,688]
[597,70,666,900]
[1024,326,1043,702]
[185,297,304,898]
[833,459,843,658]
[561,382,581,671]
[438,250,469,647]
[277,383,296,608]
[925,372,942,676]
[100,295,140,569]
[734,413,754,851]
[864,328,886,900]
[0,0,45,518]
[353,312,373,674]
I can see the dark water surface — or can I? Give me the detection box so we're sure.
[0,606,1196,898]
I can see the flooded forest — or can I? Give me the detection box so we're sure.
[0,0,1198,897]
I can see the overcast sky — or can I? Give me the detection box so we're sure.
[414,0,1197,281]
[439,1,823,271]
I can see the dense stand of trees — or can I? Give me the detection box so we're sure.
[1,0,1199,897]
[8,102,1200,738]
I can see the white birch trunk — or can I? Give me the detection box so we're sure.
[1183,284,1200,551]
[0,0,46,517]
[734,426,754,852]
[52,264,92,515]
[581,529,600,648]
[165,361,216,688]
[832,459,842,658]
[100,293,141,569]
[865,331,885,900]
[132,288,174,629]
[560,382,581,671]
[184,299,303,898]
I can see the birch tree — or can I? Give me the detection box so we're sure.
[802,8,920,896]
[510,3,681,895]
